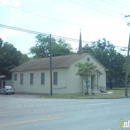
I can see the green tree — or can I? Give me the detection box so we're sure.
[75,62,96,94]
[30,34,73,58]
[0,38,3,47]
[83,38,125,89]
[20,54,30,64]
[0,40,30,76]
[123,61,130,82]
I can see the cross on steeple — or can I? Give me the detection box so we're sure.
[77,29,84,54]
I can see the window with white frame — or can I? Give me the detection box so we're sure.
[20,73,23,84]
[30,73,33,84]
[14,74,17,81]
[53,72,58,85]
[41,73,45,84]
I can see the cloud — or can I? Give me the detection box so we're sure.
[0,0,21,7]
[0,28,22,39]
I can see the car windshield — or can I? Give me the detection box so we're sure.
[5,86,12,89]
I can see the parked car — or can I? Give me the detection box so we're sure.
[0,86,15,94]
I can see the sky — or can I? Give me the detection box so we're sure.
[0,0,130,55]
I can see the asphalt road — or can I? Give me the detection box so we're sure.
[0,94,130,130]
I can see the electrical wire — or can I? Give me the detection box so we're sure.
[0,24,91,43]
[0,1,127,28]
[103,0,130,14]
[69,0,126,21]
[0,24,127,51]
[82,0,125,16]
[0,3,88,28]
[0,2,129,34]
[110,0,130,11]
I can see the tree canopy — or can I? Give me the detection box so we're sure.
[75,62,96,94]
[0,34,126,90]
[83,38,126,89]
[29,34,73,58]
[0,38,30,76]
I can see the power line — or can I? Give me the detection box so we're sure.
[69,0,126,21]
[0,24,48,35]
[1,1,126,29]
[82,0,125,16]
[0,24,127,50]
[1,2,129,35]
[102,0,130,14]
[0,3,88,28]
[110,0,130,11]
[0,24,91,43]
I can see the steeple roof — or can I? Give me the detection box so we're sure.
[77,30,84,54]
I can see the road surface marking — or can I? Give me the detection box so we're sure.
[0,116,61,127]
[87,102,113,106]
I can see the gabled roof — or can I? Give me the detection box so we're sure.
[10,53,106,72]
[10,54,87,72]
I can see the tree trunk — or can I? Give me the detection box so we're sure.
[86,77,89,94]
[109,78,112,89]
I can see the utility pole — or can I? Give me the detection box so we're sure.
[50,34,53,96]
[125,33,130,97]
[125,15,130,97]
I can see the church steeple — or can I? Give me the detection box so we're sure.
[77,30,84,54]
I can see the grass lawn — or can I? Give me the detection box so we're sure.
[42,88,130,99]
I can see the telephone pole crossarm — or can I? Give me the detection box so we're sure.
[125,15,130,18]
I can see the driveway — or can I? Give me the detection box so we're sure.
[0,94,129,130]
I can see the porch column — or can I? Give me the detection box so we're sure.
[97,75,98,89]
[88,77,92,94]
[82,76,92,94]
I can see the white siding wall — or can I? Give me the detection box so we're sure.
[53,68,69,94]
[85,55,106,91]
[11,54,106,94]
[68,54,106,93]
[68,64,83,94]
[12,68,68,94]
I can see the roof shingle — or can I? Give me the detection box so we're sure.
[10,54,88,72]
